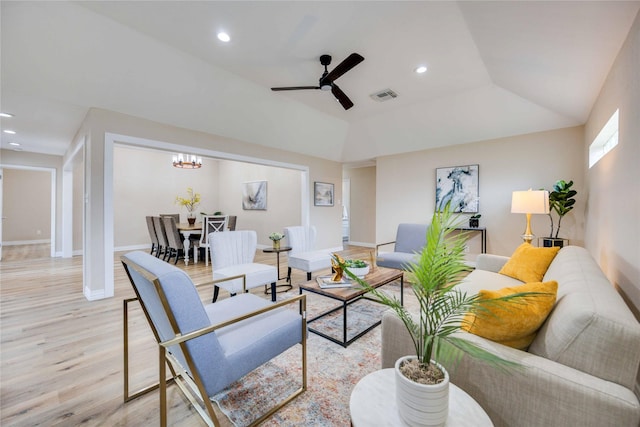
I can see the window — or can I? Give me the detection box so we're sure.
[589,109,619,168]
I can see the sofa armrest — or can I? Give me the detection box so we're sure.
[475,254,509,272]
[381,311,640,427]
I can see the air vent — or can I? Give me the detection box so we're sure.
[370,89,398,102]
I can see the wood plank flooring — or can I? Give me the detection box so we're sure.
[0,243,376,426]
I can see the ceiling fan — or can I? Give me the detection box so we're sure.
[271,53,365,110]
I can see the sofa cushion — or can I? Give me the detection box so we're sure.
[499,243,560,283]
[462,280,558,349]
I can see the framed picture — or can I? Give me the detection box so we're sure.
[242,180,267,210]
[435,165,479,213]
[314,182,334,206]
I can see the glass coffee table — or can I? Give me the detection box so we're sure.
[298,266,403,347]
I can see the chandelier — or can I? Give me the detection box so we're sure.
[172,153,202,169]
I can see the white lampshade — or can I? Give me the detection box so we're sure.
[511,190,549,214]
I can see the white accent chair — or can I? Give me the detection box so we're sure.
[121,251,306,427]
[283,226,332,282]
[210,230,279,302]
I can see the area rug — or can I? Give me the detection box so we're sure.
[211,281,411,426]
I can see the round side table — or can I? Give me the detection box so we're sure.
[350,368,493,426]
[262,246,293,294]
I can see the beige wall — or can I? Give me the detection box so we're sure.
[65,108,343,298]
[584,12,640,316]
[344,166,376,247]
[376,126,585,257]
[216,160,302,245]
[112,145,302,249]
[1,150,62,252]
[1,168,51,242]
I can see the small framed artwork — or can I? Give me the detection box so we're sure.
[242,180,267,210]
[314,182,334,207]
[435,164,479,213]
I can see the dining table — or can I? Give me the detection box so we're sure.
[176,222,202,266]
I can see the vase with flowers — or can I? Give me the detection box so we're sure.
[269,232,284,250]
[175,187,201,225]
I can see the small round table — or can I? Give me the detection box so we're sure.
[350,368,493,426]
[262,246,293,294]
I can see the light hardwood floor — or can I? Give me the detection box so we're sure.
[0,243,375,426]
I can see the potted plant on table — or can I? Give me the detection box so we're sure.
[269,232,284,250]
[175,187,201,225]
[337,203,531,426]
[543,179,577,248]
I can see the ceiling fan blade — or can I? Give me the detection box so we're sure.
[271,86,320,91]
[331,84,354,110]
[325,53,364,82]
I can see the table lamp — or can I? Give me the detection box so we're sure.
[511,189,550,244]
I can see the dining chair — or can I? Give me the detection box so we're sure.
[146,216,160,256]
[283,225,333,282]
[160,213,180,223]
[162,216,186,264]
[198,215,227,266]
[121,250,307,427]
[153,216,170,260]
[226,215,237,231]
[210,230,279,302]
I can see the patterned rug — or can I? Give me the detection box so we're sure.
[211,282,410,426]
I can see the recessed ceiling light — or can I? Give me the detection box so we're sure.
[217,32,230,42]
[0,112,14,118]
[415,65,428,74]
[9,142,20,146]
[3,129,16,134]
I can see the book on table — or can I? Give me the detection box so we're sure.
[316,275,353,289]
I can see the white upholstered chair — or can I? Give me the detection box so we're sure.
[121,251,306,427]
[283,226,332,282]
[210,230,279,302]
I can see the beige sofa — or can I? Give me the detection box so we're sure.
[381,246,640,427]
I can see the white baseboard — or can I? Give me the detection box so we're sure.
[2,239,51,246]
[115,244,151,252]
[83,286,106,301]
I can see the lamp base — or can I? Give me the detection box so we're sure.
[521,213,534,244]
[520,234,534,244]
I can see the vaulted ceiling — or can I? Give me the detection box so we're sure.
[1,1,638,163]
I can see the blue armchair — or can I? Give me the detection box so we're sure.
[122,251,307,426]
[375,223,428,270]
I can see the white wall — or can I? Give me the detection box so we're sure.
[584,12,640,316]
[376,126,585,256]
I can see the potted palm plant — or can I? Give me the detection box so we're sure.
[338,203,533,426]
[543,180,577,248]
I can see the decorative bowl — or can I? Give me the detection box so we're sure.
[347,264,370,278]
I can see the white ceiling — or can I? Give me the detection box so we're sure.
[1,1,638,163]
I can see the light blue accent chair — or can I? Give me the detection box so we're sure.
[375,223,429,270]
[122,250,307,427]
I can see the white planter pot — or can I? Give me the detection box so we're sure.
[347,265,370,278]
[395,355,449,427]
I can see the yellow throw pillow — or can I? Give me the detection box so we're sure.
[462,281,558,349]
[499,243,560,283]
